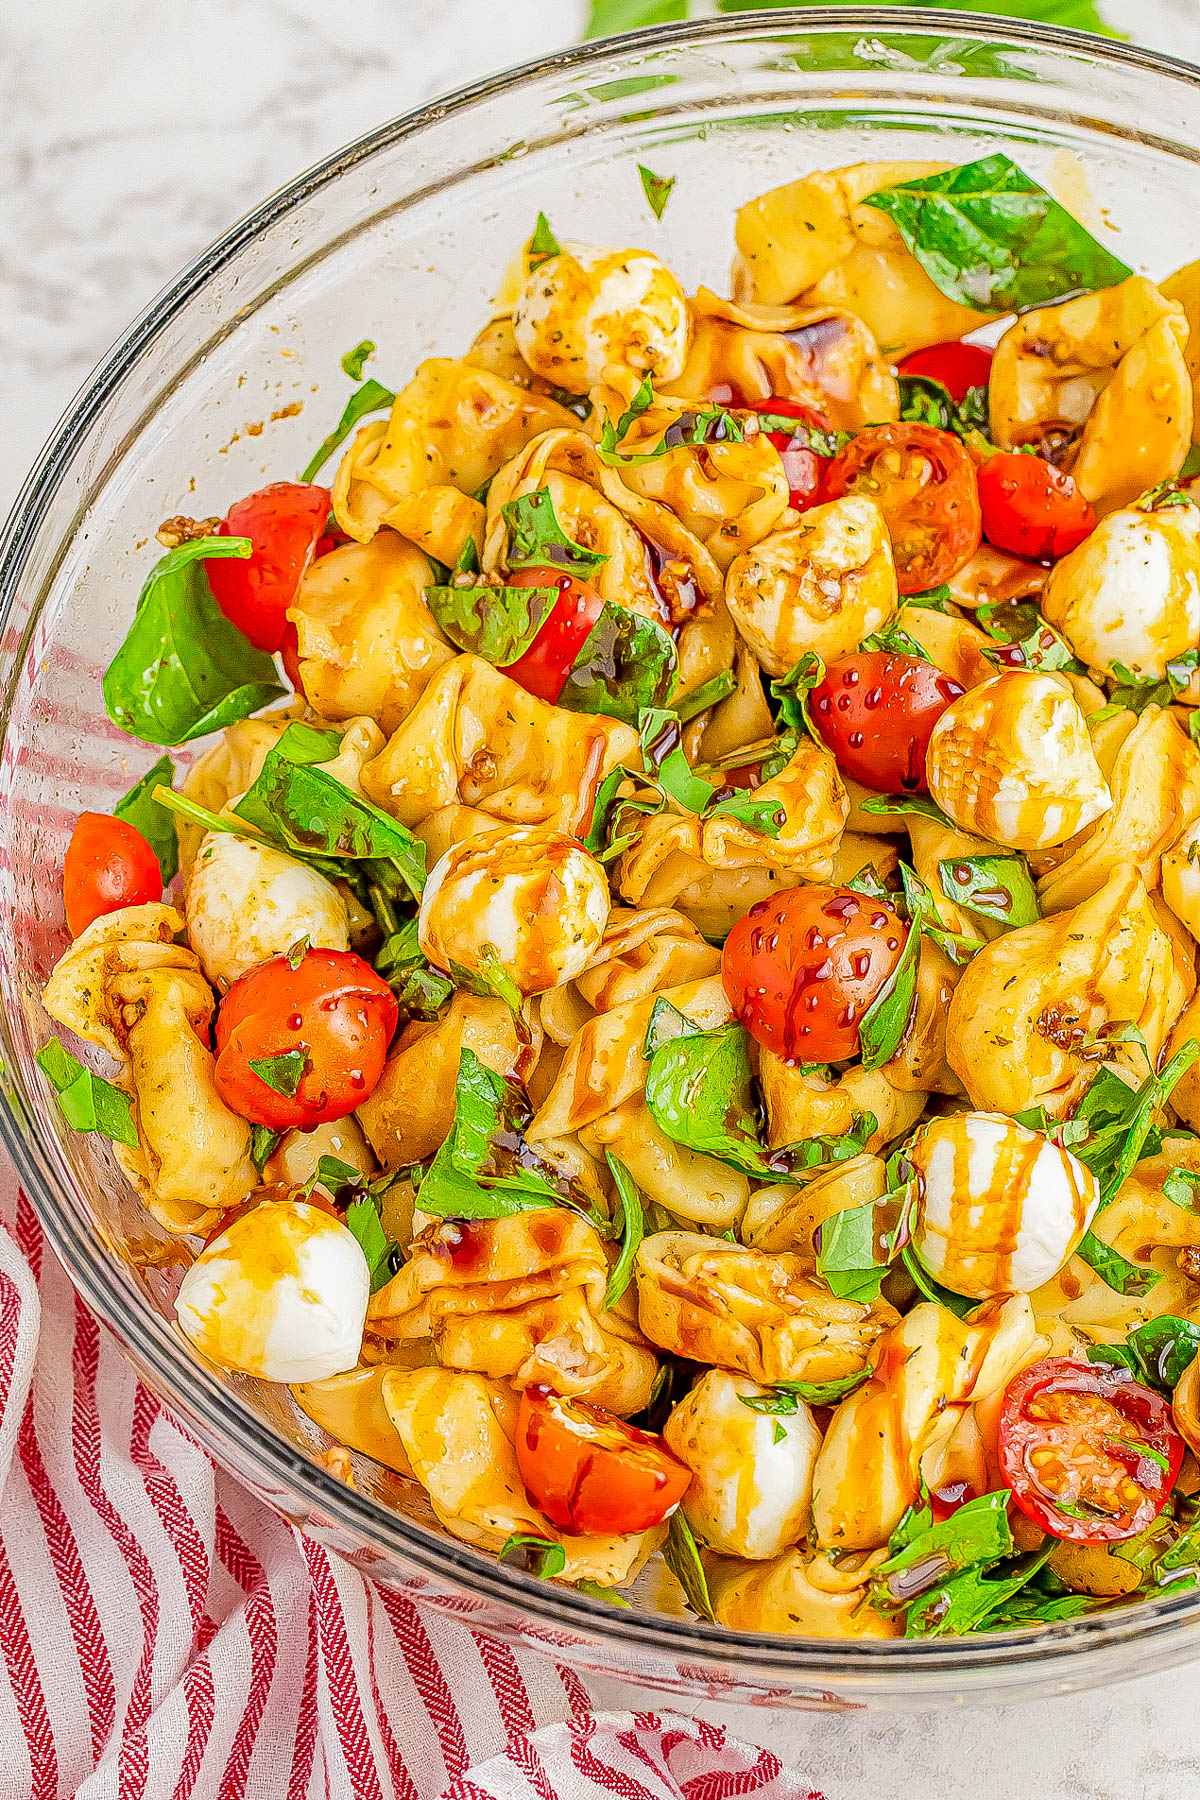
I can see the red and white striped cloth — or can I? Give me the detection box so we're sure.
[0,1172,826,1800]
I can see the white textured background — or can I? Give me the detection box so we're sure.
[5,2,1200,1795]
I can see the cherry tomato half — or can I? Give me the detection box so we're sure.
[757,395,832,513]
[722,884,908,1063]
[823,423,983,595]
[214,948,398,1132]
[811,651,964,795]
[205,482,332,652]
[514,1386,690,1535]
[62,812,162,938]
[500,566,605,704]
[978,452,1095,562]
[898,341,994,404]
[999,1357,1184,1544]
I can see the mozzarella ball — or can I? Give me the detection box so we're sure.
[926,670,1111,851]
[175,1199,369,1383]
[909,1111,1100,1299]
[513,243,690,393]
[184,831,349,991]
[417,824,609,995]
[1041,497,1200,682]
[724,495,897,677]
[662,1368,821,1560]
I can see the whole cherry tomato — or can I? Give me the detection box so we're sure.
[978,452,1095,562]
[514,1386,690,1535]
[756,395,833,513]
[63,812,162,938]
[999,1357,1184,1544]
[722,884,908,1063]
[205,482,332,652]
[810,651,964,794]
[898,341,994,404]
[823,423,983,594]
[500,566,605,704]
[214,948,398,1131]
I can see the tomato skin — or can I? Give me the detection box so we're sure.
[63,813,163,938]
[214,949,398,1131]
[898,341,994,404]
[279,622,305,695]
[999,1357,1184,1544]
[205,482,332,652]
[823,423,983,595]
[978,452,1095,562]
[722,884,908,1063]
[756,395,832,513]
[811,651,963,795]
[514,1386,690,1535]
[500,567,606,704]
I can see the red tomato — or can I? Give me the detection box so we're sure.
[279,622,305,695]
[978,452,1095,562]
[823,423,983,595]
[500,566,605,704]
[898,341,994,404]
[999,1358,1184,1544]
[722,884,908,1063]
[811,651,964,795]
[63,812,162,938]
[205,482,332,652]
[514,1386,690,1535]
[929,1479,980,1524]
[756,395,832,513]
[214,948,397,1131]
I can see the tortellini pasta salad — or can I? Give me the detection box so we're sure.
[42,155,1200,1644]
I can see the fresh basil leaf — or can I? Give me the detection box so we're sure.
[705,790,786,838]
[977,600,1082,675]
[603,1153,644,1310]
[250,1125,282,1173]
[341,340,375,381]
[897,863,984,967]
[450,948,524,1021]
[663,1510,714,1622]
[558,603,677,725]
[528,213,561,266]
[375,926,454,1019]
[1088,1316,1200,1396]
[1092,1039,1200,1208]
[980,1586,1101,1629]
[860,793,955,828]
[454,536,480,577]
[897,374,989,441]
[315,1154,367,1192]
[774,1368,872,1407]
[673,670,737,725]
[418,1049,564,1220]
[598,375,656,461]
[904,585,953,613]
[858,911,921,1071]
[769,655,824,744]
[424,581,556,666]
[103,538,284,747]
[862,155,1133,313]
[1164,1167,1200,1213]
[860,619,932,661]
[644,1022,781,1179]
[1076,1231,1160,1297]
[641,996,700,1059]
[586,0,685,34]
[299,378,396,484]
[869,1489,1015,1621]
[815,1196,888,1305]
[900,1244,975,1319]
[904,1551,1053,1638]
[938,854,1040,929]
[247,1048,309,1098]
[499,1534,566,1579]
[345,1197,394,1295]
[233,722,426,901]
[640,708,717,812]
[502,486,609,577]
[738,1390,800,1416]
[638,163,676,220]
[847,865,891,899]
[114,755,179,885]
[574,1579,631,1607]
[36,1040,138,1149]
[581,764,664,862]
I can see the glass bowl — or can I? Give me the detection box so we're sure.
[4,5,1200,1713]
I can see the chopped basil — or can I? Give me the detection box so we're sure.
[247,1048,309,1099]
[859,619,932,661]
[637,163,676,220]
[581,764,665,862]
[454,535,480,576]
[641,996,698,1059]
[769,654,824,747]
[114,755,179,885]
[870,1489,1014,1613]
[860,793,955,828]
[738,1368,871,1415]
[341,340,375,380]
[250,1124,282,1173]
[598,375,656,461]
[639,707,716,809]
[1163,1167,1200,1213]
[857,908,921,1071]
[815,1189,907,1306]
[938,854,1040,930]
[1108,651,1200,714]
[417,1049,564,1220]
[1075,1231,1160,1297]
[345,1196,394,1295]
[424,581,557,666]
[299,378,396,485]
[904,585,953,613]
[36,1040,138,1149]
[528,212,561,266]
[574,1579,631,1607]
[738,1390,800,1416]
[977,600,1082,675]
[1087,1316,1200,1397]
[499,1534,566,1579]
[898,373,989,440]
[673,670,737,725]
[663,1510,714,1622]
[376,922,454,1019]
[905,1550,1056,1638]
[900,1243,975,1319]
[862,155,1132,313]
[103,538,284,747]
[501,487,609,578]
[602,1153,644,1310]
[557,603,677,725]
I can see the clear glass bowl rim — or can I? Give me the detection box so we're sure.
[4,4,1200,1690]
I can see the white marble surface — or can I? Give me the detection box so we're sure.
[5,1,1200,1796]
